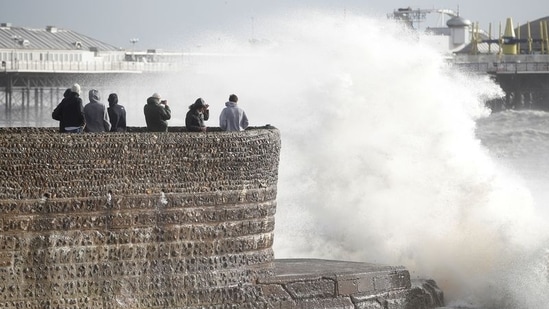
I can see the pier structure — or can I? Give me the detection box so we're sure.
[0,22,201,126]
[453,53,549,110]
[390,9,549,111]
[451,16,549,110]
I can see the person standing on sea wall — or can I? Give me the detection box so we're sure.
[51,83,85,133]
[84,89,111,132]
[185,98,209,132]
[144,93,171,132]
[52,88,71,132]
[219,94,249,131]
[107,93,127,132]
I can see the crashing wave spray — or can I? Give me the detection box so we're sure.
[168,10,549,308]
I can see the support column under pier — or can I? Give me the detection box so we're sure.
[0,71,190,127]
[492,72,549,111]
[0,73,68,126]
[0,72,145,126]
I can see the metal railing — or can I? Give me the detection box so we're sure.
[492,61,549,73]
[451,54,549,74]
[453,61,549,74]
[0,60,186,73]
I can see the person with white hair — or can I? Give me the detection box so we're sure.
[51,83,85,133]
[144,93,171,132]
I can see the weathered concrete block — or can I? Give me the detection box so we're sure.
[285,279,336,299]
[294,298,355,309]
[260,283,292,300]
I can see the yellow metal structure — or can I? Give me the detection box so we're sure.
[527,22,533,53]
[543,20,549,54]
[502,17,517,55]
[470,21,479,55]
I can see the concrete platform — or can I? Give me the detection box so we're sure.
[267,259,410,293]
[257,259,442,309]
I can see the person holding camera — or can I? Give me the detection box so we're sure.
[185,98,209,132]
[144,93,171,132]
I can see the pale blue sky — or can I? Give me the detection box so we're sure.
[2,0,547,50]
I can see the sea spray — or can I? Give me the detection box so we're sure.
[124,9,549,308]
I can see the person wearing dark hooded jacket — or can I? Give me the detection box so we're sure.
[52,88,71,132]
[84,89,111,132]
[52,83,85,133]
[107,93,127,132]
[144,93,171,132]
[185,98,209,132]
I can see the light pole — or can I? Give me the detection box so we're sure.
[130,38,139,61]
[11,35,21,68]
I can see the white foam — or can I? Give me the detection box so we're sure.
[152,9,549,308]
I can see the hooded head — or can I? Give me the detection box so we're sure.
[63,88,71,98]
[89,89,100,103]
[108,93,118,107]
[190,97,206,110]
[149,93,161,104]
[71,83,81,95]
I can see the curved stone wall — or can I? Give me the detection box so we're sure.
[0,127,280,308]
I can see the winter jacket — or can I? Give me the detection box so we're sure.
[52,91,85,132]
[144,97,171,132]
[107,95,127,132]
[185,109,209,132]
[84,90,111,132]
[219,101,249,131]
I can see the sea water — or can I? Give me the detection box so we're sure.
[16,9,549,309]
[175,11,549,308]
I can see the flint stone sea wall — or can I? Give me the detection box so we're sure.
[0,126,280,308]
[0,126,444,309]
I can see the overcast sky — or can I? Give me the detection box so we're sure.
[2,0,547,50]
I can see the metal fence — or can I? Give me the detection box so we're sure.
[0,60,186,73]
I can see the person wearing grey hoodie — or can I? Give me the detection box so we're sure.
[84,89,111,132]
[219,94,249,131]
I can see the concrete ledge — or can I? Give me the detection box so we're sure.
[262,259,410,294]
[259,259,412,308]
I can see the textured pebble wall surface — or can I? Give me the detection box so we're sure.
[0,126,281,308]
